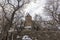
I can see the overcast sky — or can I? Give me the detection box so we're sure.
[24,0,52,21]
[24,0,46,16]
[0,0,52,21]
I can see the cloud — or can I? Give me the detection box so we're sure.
[24,0,46,17]
[24,0,52,21]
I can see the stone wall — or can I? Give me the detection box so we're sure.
[24,13,32,26]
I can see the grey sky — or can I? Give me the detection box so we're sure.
[24,0,46,16]
[0,0,52,21]
[24,0,52,21]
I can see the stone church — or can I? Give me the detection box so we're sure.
[24,13,33,29]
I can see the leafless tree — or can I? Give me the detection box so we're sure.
[44,0,60,29]
[33,14,43,31]
[0,0,30,40]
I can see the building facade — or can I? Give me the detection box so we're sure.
[24,13,33,29]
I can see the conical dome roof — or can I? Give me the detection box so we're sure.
[26,13,31,17]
